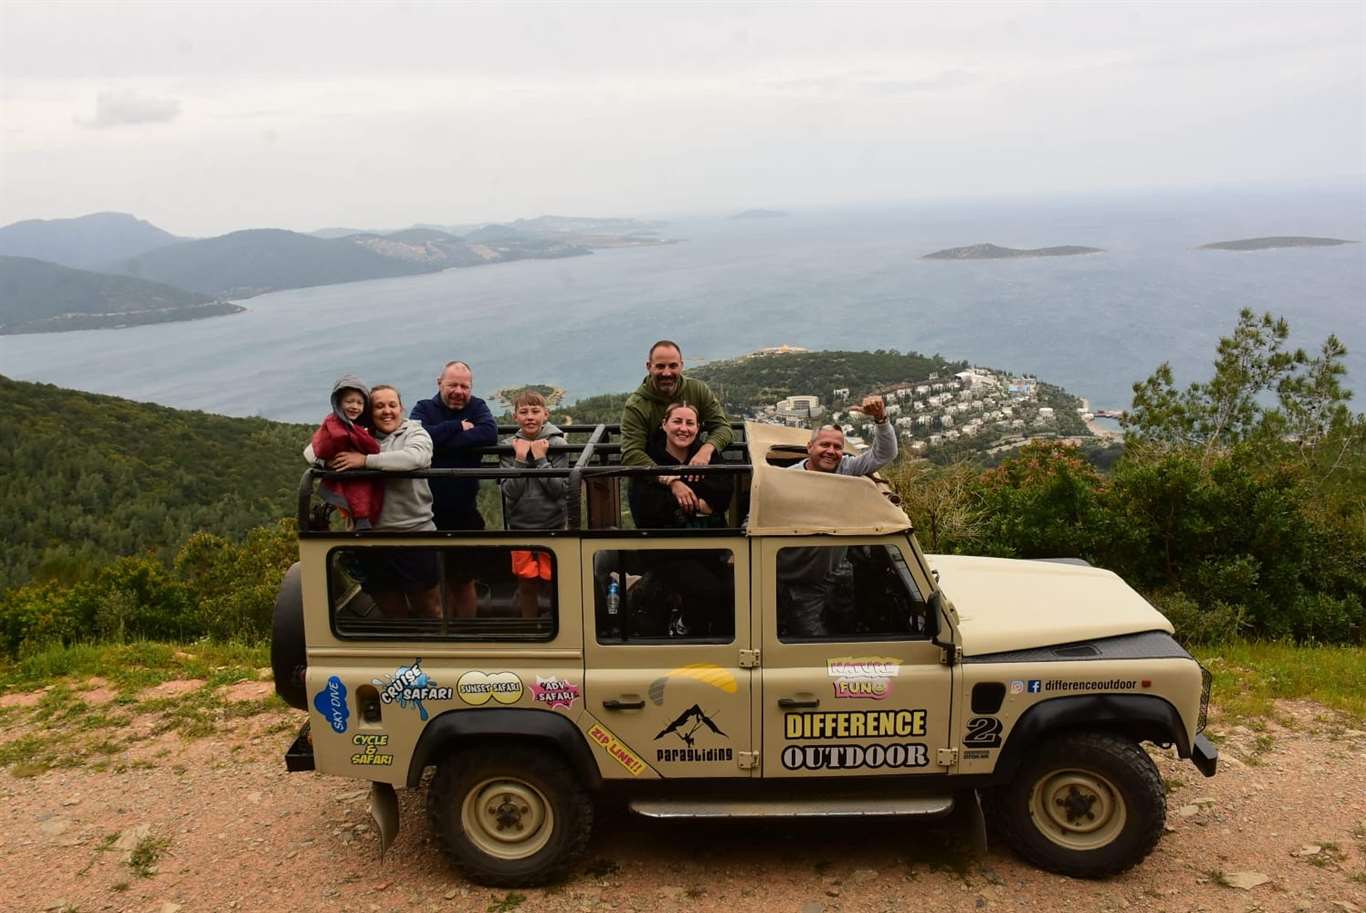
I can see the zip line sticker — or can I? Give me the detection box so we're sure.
[586,722,648,776]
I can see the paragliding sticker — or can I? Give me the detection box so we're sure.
[648,663,739,706]
[653,705,732,764]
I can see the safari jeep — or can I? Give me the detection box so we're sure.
[272,421,1216,886]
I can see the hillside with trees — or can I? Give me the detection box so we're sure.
[0,376,309,592]
[0,256,241,334]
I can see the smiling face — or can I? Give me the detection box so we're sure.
[515,403,548,438]
[662,404,699,451]
[338,389,366,421]
[806,427,845,472]
[438,363,472,410]
[370,387,404,434]
[646,344,683,397]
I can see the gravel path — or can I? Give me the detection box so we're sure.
[2,692,1363,913]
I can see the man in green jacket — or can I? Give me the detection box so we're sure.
[621,340,733,470]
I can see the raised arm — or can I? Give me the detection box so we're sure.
[839,419,898,476]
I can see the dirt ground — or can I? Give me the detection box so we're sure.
[1,687,1363,913]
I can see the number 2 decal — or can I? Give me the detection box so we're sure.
[964,716,1003,748]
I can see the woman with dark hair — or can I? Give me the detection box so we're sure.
[630,401,734,529]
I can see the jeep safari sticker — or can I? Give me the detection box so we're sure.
[781,742,928,771]
[827,656,900,701]
[373,659,453,721]
[530,675,580,710]
[457,670,524,706]
[586,722,648,776]
[313,675,349,734]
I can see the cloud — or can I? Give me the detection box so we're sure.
[80,89,181,128]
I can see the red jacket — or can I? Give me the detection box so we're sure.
[311,414,385,528]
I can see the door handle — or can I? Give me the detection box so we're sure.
[778,696,820,709]
[602,698,646,711]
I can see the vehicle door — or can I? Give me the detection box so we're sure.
[581,536,754,778]
[757,534,953,778]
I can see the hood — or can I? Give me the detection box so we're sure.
[927,554,1173,657]
[510,421,564,442]
[330,373,369,426]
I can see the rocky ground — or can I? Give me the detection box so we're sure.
[1,678,1363,913]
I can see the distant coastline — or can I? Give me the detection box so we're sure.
[1198,236,1356,252]
[923,243,1104,261]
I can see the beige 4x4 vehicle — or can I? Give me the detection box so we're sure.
[272,422,1216,886]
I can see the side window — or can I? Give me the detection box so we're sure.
[593,548,735,644]
[777,544,929,642]
[329,546,556,641]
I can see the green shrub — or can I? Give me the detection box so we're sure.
[1155,591,1248,645]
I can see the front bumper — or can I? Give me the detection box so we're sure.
[1192,732,1218,777]
[285,720,315,772]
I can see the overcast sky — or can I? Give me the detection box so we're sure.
[2,1,1362,237]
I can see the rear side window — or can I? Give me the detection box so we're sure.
[328,546,556,641]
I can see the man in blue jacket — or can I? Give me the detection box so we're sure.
[410,361,498,619]
[411,360,498,530]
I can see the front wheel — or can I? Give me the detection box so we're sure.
[990,731,1165,877]
[426,745,593,886]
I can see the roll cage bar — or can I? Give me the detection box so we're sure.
[297,421,764,535]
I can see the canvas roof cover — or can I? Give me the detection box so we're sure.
[743,421,912,536]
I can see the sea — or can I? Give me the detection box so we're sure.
[2,184,1363,423]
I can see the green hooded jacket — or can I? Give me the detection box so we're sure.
[620,375,734,466]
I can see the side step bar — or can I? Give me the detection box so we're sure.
[630,795,955,819]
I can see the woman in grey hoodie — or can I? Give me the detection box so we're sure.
[500,391,568,617]
[306,384,438,617]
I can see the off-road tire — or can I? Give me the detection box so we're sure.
[990,731,1165,878]
[270,562,307,710]
[426,744,593,887]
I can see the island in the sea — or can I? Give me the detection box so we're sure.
[1198,236,1356,252]
[923,243,1103,260]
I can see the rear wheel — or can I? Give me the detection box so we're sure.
[270,562,307,710]
[427,745,592,886]
[991,731,1165,877]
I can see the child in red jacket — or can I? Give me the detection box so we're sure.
[307,375,385,528]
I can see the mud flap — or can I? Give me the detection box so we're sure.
[369,781,399,857]
[967,790,989,857]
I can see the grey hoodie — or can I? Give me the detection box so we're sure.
[500,422,568,530]
[304,418,435,531]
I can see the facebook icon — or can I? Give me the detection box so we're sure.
[1027,680,1042,693]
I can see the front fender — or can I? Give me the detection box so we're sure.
[406,708,602,790]
[993,694,1189,783]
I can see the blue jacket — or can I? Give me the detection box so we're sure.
[409,393,498,517]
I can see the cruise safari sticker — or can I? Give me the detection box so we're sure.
[373,659,453,721]
[313,675,349,734]
[586,722,647,776]
[530,675,580,710]
[457,670,523,706]
[827,656,900,701]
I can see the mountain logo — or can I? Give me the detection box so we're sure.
[654,704,727,747]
